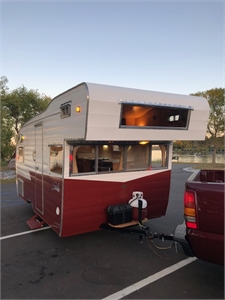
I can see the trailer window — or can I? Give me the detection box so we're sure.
[60,101,71,118]
[98,144,123,172]
[50,146,63,174]
[120,103,191,129]
[17,147,24,163]
[126,144,149,170]
[151,144,168,168]
[70,144,124,174]
[69,142,169,176]
[74,145,96,173]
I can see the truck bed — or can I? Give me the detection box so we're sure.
[186,170,224,236]
[192,169,224,183]
[174,169,224,265]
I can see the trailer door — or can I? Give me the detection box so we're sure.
[34,123,44,214]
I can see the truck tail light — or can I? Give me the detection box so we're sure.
[184,190,197,229]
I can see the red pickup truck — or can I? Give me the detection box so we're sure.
[174,169,224,266]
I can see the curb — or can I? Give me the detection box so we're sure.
[182,167,199,173]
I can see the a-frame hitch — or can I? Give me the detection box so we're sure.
[101,200,194,258]
[100,199,174,243]
[100,221,174,243]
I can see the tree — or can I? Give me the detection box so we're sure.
[3,85,51,134]
[191,88,225,163]
[1,108,15,161]
[0,76,9,96]
[0,76,51,161]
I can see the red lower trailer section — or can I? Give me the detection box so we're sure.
[17,170,171,237]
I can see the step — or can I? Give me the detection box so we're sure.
[26,214,45,230]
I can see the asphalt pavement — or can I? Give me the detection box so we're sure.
[1,163,224,299]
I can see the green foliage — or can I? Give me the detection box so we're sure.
[192,88,224,137]
[1,108,15,161]
[0,76,9,96]
[0,76,51,161]
[191,88,225,163]
[2,85,51,134]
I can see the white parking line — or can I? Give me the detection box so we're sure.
[102,257,197,300]
[0,226,51,240]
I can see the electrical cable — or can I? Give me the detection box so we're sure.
[150,239,173,250]
[145,236,174,261]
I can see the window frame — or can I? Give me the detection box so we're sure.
[119,100,193,130]
[49,144,63,174]
[60,101,72,119]
[68,141,170,176]
[17,146,24,163]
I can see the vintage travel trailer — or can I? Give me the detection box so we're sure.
[16,82,209,237]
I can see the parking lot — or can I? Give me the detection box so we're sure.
[1,164,224,299]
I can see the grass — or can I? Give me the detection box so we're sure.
[0,166,10,172]
[0,161,9,171]
[0,178,16,184]
[191,163,225,170]
[173,161,225,170]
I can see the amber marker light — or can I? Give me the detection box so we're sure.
[139,141,149,145]
[76,106,81,113]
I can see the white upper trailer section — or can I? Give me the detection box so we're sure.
[22,82,209,141]
[85,83,209,141]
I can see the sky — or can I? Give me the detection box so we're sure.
[1,0,224,99]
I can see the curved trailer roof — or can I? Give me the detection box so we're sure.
[21,82,209,142]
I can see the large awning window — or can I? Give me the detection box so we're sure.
[67,141,170,176]
[119,100,193,129]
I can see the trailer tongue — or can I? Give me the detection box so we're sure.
[100,221,174,243]
[99,190,196,258]
[100,199,174,244]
